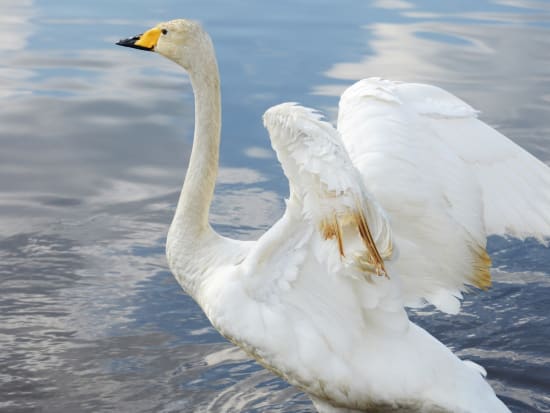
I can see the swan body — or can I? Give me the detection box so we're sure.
[117,19,550,412]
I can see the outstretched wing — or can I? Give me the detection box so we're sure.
[259,103,393,281]
[338,78,550,313]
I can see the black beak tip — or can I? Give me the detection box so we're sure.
[116,37,136,47]
[116,35,154,51]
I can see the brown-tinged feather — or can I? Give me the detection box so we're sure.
[334,217,345,257]
[320,218,335,240]
[353,209,388,277]
[470,245,492,290]
[319,216,345,257]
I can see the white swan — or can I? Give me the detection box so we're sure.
[117,19,550,412]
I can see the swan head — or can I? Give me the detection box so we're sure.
[117,19,212,72]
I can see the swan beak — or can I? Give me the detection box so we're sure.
[116,27,162,51]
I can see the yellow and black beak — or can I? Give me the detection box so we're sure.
[116,27,162,51]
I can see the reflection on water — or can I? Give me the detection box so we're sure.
[317,17,550,162]
[1,1,549,412]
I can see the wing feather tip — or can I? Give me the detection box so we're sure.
[470,246,492,290]
[319,208,392,278]
[353,209,389,277]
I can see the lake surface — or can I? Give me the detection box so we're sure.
[1,0,550,412]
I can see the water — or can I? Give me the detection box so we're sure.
[1,1,549,412]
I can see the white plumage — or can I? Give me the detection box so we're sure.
[117,19,550,412]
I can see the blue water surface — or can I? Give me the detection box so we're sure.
[1,0,549,412]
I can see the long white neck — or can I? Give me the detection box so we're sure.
[165,34,227,298]
[171,41,221,239]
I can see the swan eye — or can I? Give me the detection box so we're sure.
[161,29,168,35]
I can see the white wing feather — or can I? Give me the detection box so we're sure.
[263,103,393,278]
[338,78,550,313]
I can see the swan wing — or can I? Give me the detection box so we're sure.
[338,78,550,313]
[263,103,393,273]
[232,103,398,310]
